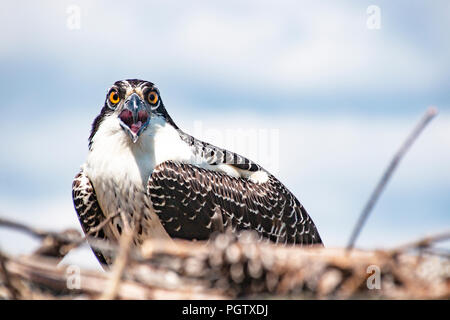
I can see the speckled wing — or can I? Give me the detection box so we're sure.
[148,161,323,245]
[72,170,112,266]
[178,131,262,172]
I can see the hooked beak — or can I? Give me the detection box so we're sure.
[118,93,150,143]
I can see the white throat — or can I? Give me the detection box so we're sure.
[83,115,199,188]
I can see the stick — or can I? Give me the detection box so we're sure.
[57,213,119,256]
[390,230,450,253]
[99,211,141,299]
[346,107,438,250]
[0,251,20,299]
[0,215,145,263]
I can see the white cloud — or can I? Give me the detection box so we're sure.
[0,1,448,94]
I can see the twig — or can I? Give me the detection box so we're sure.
[99,230,134,299]
[0,215,130,261]
[32,229,81,259]
[56,212,120,257]
[99,211,141,299]
[0,216,63,241]
[347,107,438,250]
[421,248,450,258]
[390,230,450,254]
[83,213,119,240]
[0,251,20,299]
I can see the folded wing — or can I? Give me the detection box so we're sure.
[148,161,323,245]
[72,170,113,266]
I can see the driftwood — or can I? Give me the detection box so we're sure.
[0,107,447,300]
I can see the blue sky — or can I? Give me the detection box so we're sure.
[0,1,449,268]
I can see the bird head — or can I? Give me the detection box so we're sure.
[95,79,173,144]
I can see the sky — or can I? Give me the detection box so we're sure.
[0,1,449,269]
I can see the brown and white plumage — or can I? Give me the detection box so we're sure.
[149,161,321,244]
[72,79,322,267]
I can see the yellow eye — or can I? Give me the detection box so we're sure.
[148,91,159,104]
[109,91,120,104]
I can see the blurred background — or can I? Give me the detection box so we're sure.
[0,0,449,269]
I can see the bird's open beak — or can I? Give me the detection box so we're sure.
[118,93,150,143]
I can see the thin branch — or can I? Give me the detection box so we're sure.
[56,212,120,257]
[390,230,450,254]
[99,211,141,300]
[0,215,150,264]
[83,213,119,240]
[0,251,20,299]
[421,248,450,258]
[347,107,438,250]
[0,216,63,241]
[0,215,122,260]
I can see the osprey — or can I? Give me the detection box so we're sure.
[72,79,322,266]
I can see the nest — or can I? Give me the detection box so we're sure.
[0,221,448,300]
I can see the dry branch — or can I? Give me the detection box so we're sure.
[99,211,137,300]
[347,107,438,250]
